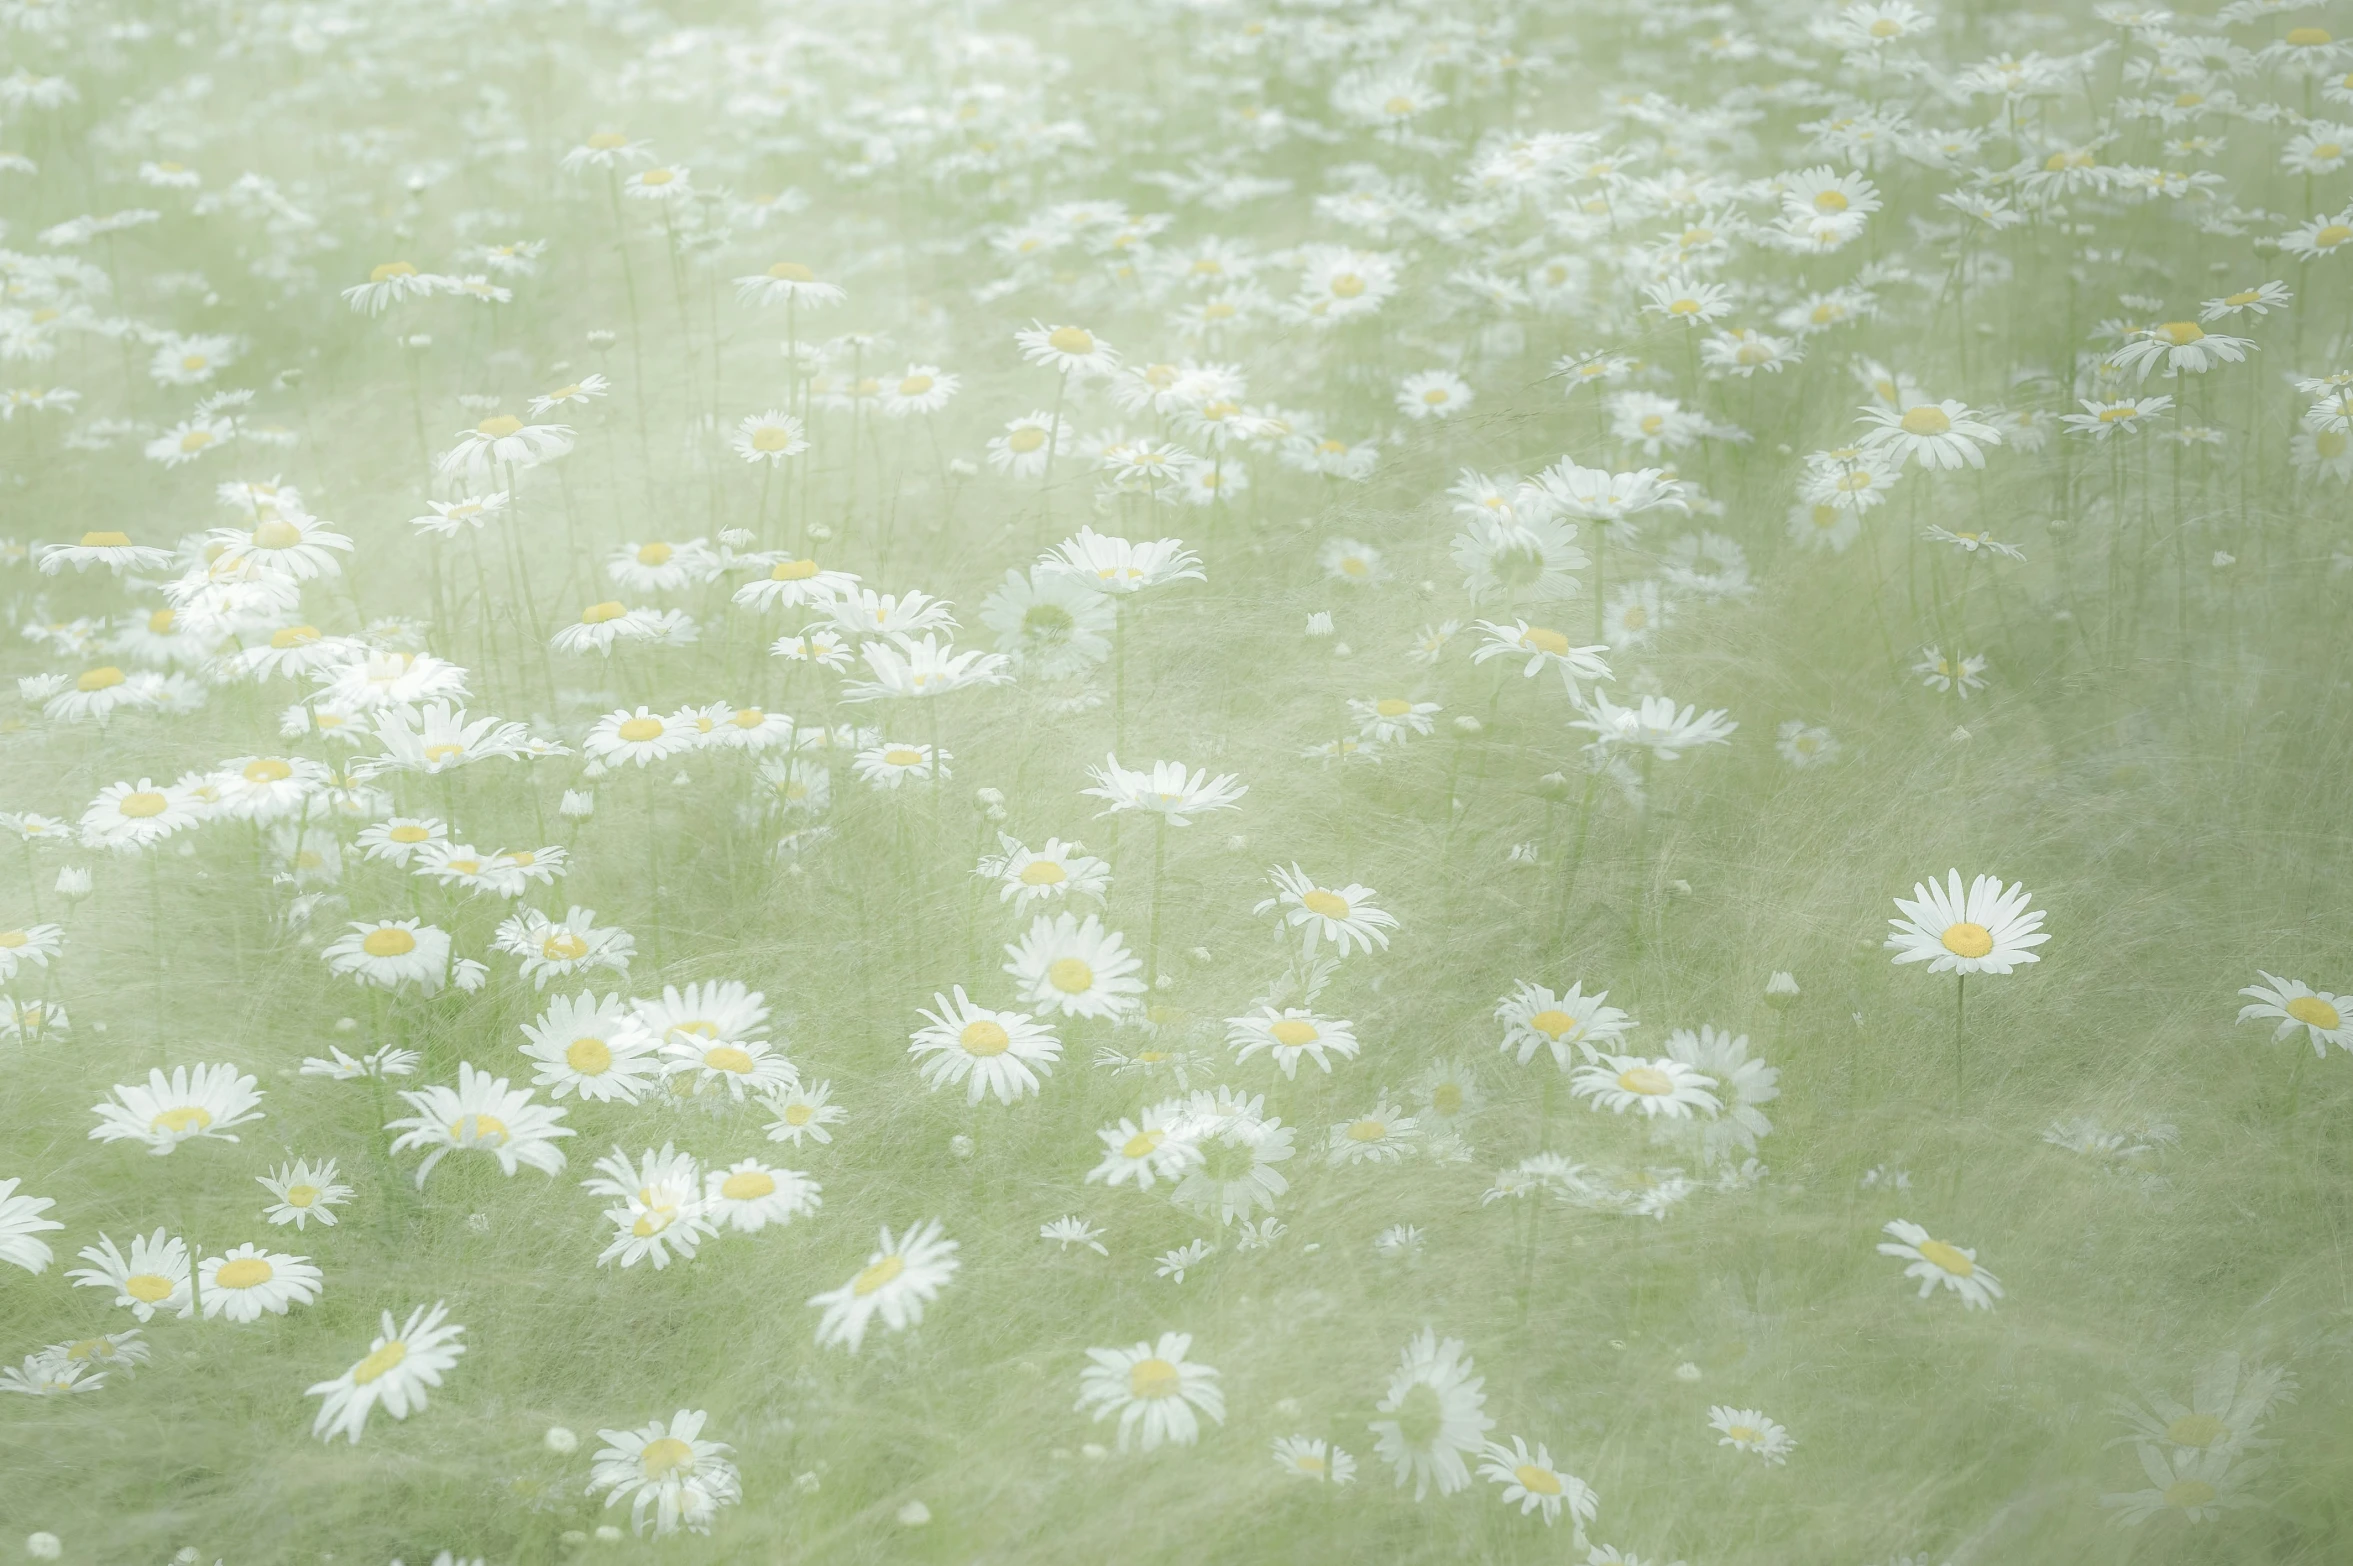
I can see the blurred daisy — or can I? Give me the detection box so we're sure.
[977,833,1111,909]
[1369,1330,1495,1499]
[809,1219,959,1352]
[1878,1219,2003,1309]
[1086,1105,1204,1190]
[1708,1406,1795,1465]
[2100,1445,2260,1527]
[386,1063,573,1188]
[0,1177,61,1273]
[590,1410,741,1537]
[761,1080,846,1147]
[258,1159,352,1230]
[1774,720,1839,768]
[1076,1332,1225,1451]
[1328,1096,1420,1166]
[1004,912,1146,1021]
[1496,981,1633,1067]
[1478,1437,1596,1528]
[322,919,453,991]
[1570,1055,1720,1119]
[1274,1435,1356,1484]
[1227,1007,1360,1078]
[1256,863,1399,956]
[308,1302,466,1444]
[67,1230,191,1321]
[1083,755,1248,822]
[703,1159,820,1233]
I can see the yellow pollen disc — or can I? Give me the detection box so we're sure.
[766,261,814,281]
[1293,1454,1326,1473]
[249,520,303,554]
[636,542,673,566]
[640,1436,695,1478]
[243,759,292,783]
[721,1170,777,1201]
[1522,626,1571,656]
[2286,26,2329,45]
[285,1184,319,1207]
[2315,224,2352,248]
[1345,1118,1387,1141]
[898,376,937,398]
[2156,321,2204,346]
[1433,1083,1463,1114]
[150,1105,213,1133]
[351,1340,407,1383]
[125,1273,174,1303]
[2286,995,2341,1031]
[882,747,924,766]
[1329,273,1366,298]
[1048,957,1094,993]
[2165,1479,2216,1509]
[784,1103,814,1125]
[1515,1464,1563,1495]
[1008,426,1047,453]
[1940,921,1994,959]
[149,609,176,633]
[750,425,796,452]
[76,666,124,691]
[117,792,170,819]
[1728,1425,1761,1443]
[959,1020,1011,1056]
[1668,298,1701,315]
[453,1113,509,1146]
[214,1257,273,1289]
[1269,1019,1319,1047]
[1122,1130,1163,1158]
[1382,94,1415,116]
[363,928,417,958]
[1814,189,1848,212]
[2317,144,2343,160]
[1129,1358,1182,1398]
[1618,1066,1674,1095]
[639,168,675,186]
[1375,698,1411,717]
[617,717,664,743]
[475,415,523,438]
[80,530,131,547]
[536,933,583,966]
[853,1254,904,1295]
[1529,1009,1578,1040]
[182,355,208,371]
[1046,326,1095,355]
[0,931,20,947]
[389,825,429,843]
[1422,388,1449,405]
[586,132,628,150]
[1899,405,1952,436]
[764,557,824,583]
[2167,1413,2227,1447]
[1869,16,1901,35]
[559,1035,614,1075]
[704,1045,756,1074]
[370,261,416,281]
[1301,889,1351,920]
[269,624,322,648]
[1018,860,1068,886]
[1917,1238,1973,1276]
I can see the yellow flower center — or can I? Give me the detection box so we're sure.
[1528,1009,1578,1040]
[1520,627,1570,656]
[150,1105,213,1133]
[882,747,924,767]
[751,425,796,452]
[1814,189,1848,212]
[640,1436,695,1478]
[721,1170,777,1201]
[1048,957,1094,993]
[1382,93,1415,116]
[2312,223,2350,248]
[1129,1358,1182,1398]
[1122,1129,1163,1158]
[1515,1464,1563,1495]
[639,168,676,186]
[959,1020,1012,1056]
[1375,698,1411,717]
[1008,426,1047,453]
[370,261,417,282]
[270,623,324,649]
[1869,16,1901,35]
[898,374,933,395]
[2286,26,2330,46]
[1018,860,1068,886]
[2164,1479,2216,1510]
[119,791,169,818]
[243,759,292,783]
[1269,1019,1319,1047]
[2156,321,2204,347]
[1618,1066,1674,1095]
[766,261,814,280]
[77,666,124,691]
[2168,1413,2227,1448]
[1345,1118,1388,1141]
[352,1340,408,1383]
[149,609,176,633]
[285,1184,319,1207]
[1301,889,1351,919]
[125,1273,174,1303]
[1047,326,1095,355]
[2316,143,2344,160]
[363,928,417,958]
[618,717,665,742]
[853,1254,904,1295]
[784,1103,814,1125]
[1899,405,1952,436]
[1940,922,1994,959]
[561,1035,613,1074]
[2286,994,2341,1031]
[80,530,131,547]
[214,1257,273,1289]
[474,415,523,439]
[1433,1082,1463,1114]
[636,542,673,566]
[1329,273,1366,298]
[0,931,21,948]
[389,825,429,844]
[1917,1238,1974,1276]
[452,1113,509,1146]
[704,1045,756,1074]
[543,933,589,960]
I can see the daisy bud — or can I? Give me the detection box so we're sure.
[594,1525,624,1542]
[975,787,1006,807]
[948,458,978,478]
[465,1212,491,1233]
[1304,612,1334,637]
[1452,715,1482,736]
[53,865,91,900]
[1764,972,1800,1009]
[1225,834,1247,852]
[807,522,835,541]
[334,1016,359,1033]
[1535,771,1570,800]
[1675,1362,1703,1382]
[895,1502,932,1527]
[587,329,616,347]
[559,789,595,818]
[403,333,432,350]
[1331,641,1353,658]
[544,1426,578,1454]
[2212,551,2236,568]
[949,1133,974,1160]
[793,1471,821,1494]
[26,1536,61,1562]
[1188,946,1213,965]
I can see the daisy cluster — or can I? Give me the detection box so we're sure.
[0,0,2347,1560]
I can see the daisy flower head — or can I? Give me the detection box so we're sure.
[985,410,1073,477]
[2109,1352,2295,1462]
[1369,1330,1496,1499]
[1912,645,1988,697]
[1886,870,2048,975]
[66,1230,192,1321]
[1775,719,1840,768]
[0,1177,61,1273]
[1878,1219,2003,1309]
[880,363,959,417]
[1351,695,1442,744]
[1038,527,1205,595]
[729,410,808,466]
[1856,398,2003,469]
[2110,320,2255,380]
[2101,1444,2261,1527]
[1570,1054,1721,1119]
[307,1302,466,1444]
[1397,368,1474,421]
[734,555,860,613]
[978,833,1112,909]
[762,1080,846,1146]
[809,1219,959,1353]
[198,1243,322,1322]
[1017,321,1120,379]
[1571,691,1738,760]
[702,1158,820,1233]
[1076,1332,1226,1451]
[494,906,635,989]
[2235,971,2352,1055]
[1496,981,1634,1067]
[520,991,661,1103]
[385,1062,573,1188]
[79,777,206,852]
[1086,1103,1206,1190]
[1708,1406,1795,1465]
[1328,1096,1420,1166]
[1004,911,1146,1021]
[732,260,845,308]
[660,1032,798,1102]
[1478,1436,1597,1529]
[258,1158,353,1229]
[1274,1435,1357,1484]
[1166,1088,1294,1224]
[851,742,947,789]
[1320,537,1385,585]
[1256,863,1399,957]
[910,986,1061,1105]
[322,918,454,992]
[590,1410,741,1537]
[977,566,1114,676]
[1471,619,1613,698]
[1082,755,1248,823]
[89,1063,264,1154]
[1227,1006,1361,1078]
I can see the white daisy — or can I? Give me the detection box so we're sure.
[307,1302,467,1444]
[1885,870,2049,975]
[1075,1332,1226,1451]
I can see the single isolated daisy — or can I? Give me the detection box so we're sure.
[1255,864,1399,957]
[1075,1332,1226,1451]
[1569,1054,1721,1119]
[1368,1329,1496,1499]
[808,1219,959,1352]
[198,1243,322,1322]
[1885,870,2048,976]
[2235,971,2352,1056]
[1274,1435,1358,1484]
[307,1301,467,1444]
[590,1410,743,1538]
[258,1159,353,1229]
[1004,912,1146,1021]
[89,1063,264,1155]
[761,1080,847,1147]
[1496,981,1634,1067]
[1708,1406,1796,1465]
[1878,1219,2004,1310]
[1477,1436,1597,1529]
[1227,1006,1361,1078]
